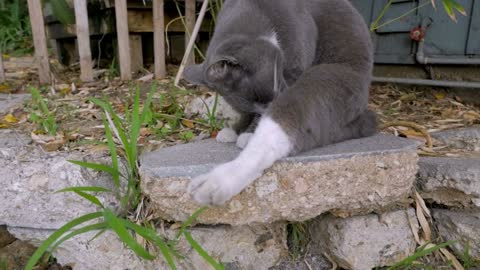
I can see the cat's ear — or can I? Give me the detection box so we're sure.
[183,64,206,85]
[206,57,241,82]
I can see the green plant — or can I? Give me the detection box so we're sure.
[370,0,466,32]
[26,84,224,270]
[0,0,32,55]
[29,87,58,136]
[386,241,455,270]
[457,242,480,269]
[200,93,223,134]
[287,222,310,260]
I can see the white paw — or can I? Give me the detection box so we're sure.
[236,133,253,149]
[187,162,259,205]
[215,128,238,143]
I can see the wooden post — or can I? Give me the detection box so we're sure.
[129,35,143,73]
[153,0,166,79]
[74,0,94,82]
[114,0,131,80]
[27,0,50,84]
[185,0,196,65]
[0,54,5,83]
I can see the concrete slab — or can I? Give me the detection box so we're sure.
[418,157,480,208]
[432,126,480,152]
[0,94,30,114]
[140,134,419,225]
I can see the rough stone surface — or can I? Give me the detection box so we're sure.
[8,222,287,270]
[184,95,241,127]
[433,209,480,259]
[310,209,419,270]
[0,94,30,114]
[432,127,480,152]
[0,239,37,270]
[0,226,16,248]
[418,157,480,208]
[269,254,331,270]
[0,130,117,229]
[140,134,419,225]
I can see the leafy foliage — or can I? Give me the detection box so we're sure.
[0,0,32,55]
[29,87,58,136]
[26,84,223,270]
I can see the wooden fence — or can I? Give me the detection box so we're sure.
[0,0,202,84]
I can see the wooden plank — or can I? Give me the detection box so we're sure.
[185,0,196,65]
[129,35,143,73]
[27,0,51,84]
[114,0,132,80]
[0,54,5,83]
[153,0,166,79]
[127,10,211,33]
[74,0,94,82]
[466,0,480,55]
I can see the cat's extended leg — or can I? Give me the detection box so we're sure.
[236,114,261,149]
[187,116,292,205]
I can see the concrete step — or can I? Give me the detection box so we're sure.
[140,134,419,225]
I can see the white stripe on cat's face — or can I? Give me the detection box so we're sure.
[188,116,292,205]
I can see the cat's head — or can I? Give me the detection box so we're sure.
[183,34,286,114]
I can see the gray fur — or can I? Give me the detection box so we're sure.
[184,0,377,154]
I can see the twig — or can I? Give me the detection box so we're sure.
[381,120,433,149]
[174,0,210,87]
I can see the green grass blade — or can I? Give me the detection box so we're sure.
[121,219,177,270]
[103,208,155,260]
[129,87,142,168]
[50,222,108,253]
[68,160,120,178]
[103,116,120,188]
[184,231,224,270]
[140,82,157,125]
[72,190,104,208]
[387,241,455,270]
[25,212,103,270]
[56,186,112,193]
[175,207,206,240]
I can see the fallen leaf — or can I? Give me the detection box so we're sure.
[181,119,195,129]
[433,92,446,100]
[31,132,66,152]
[140,127,152,136]
[0,123,8,128]
[3,114,18,123]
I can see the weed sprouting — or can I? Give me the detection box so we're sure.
[26,83,224,270]
[28,87,58,136]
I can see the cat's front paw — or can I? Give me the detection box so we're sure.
[187,162,257,205]
[215,127,238,143]
[236,132,253,149]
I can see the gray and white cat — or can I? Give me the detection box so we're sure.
[183,0,377,205]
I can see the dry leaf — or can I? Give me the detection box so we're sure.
[181,119,195,129]
[31,132,66,152]
[3,114,18,123]
[140,127,152,137]
[433,92,446,100]
[0,123,7,128]
[440,248,465,270]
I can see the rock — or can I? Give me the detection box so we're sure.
[140,134,419,225]
[432,127,480,152]
[0,130,117,229]
[433,209,480,260]
[184,95,241,128]
[269,254,332,270]
[417,157,480,208]
[0,240,37,270]
[0,226,16,248]
[310,209,419,270]
[8,222,287,270]
[0,94,30,114]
